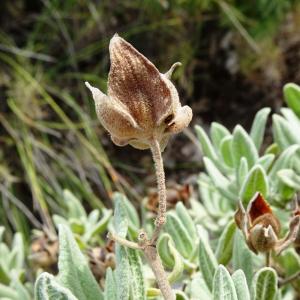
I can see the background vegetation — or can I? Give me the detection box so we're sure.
[1,0,300,299]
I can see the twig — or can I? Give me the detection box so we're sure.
[150,138,167,244]
[279,271,300,286]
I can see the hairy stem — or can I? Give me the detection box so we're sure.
[150,139,167,243]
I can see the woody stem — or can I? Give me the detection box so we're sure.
[150,138,167,244]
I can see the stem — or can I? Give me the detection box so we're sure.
[150,139,167,243]
[279,271,300,286]
[266,251,271,267]
[144,245,175,300]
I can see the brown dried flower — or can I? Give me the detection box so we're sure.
[85,34,192,150]
[235,192,300,254]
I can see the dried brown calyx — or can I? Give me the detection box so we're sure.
[235,192,300,255]
[85,34,192,150]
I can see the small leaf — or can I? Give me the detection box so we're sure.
[35,272,78,300]
[113,192,128,238]
[213,265,237,300]
[232,125,258,168]
[63,190,87,220]
[215,221,236,265]
[203,157,236,202]
[210,122,231,150]
[115,246,130,300]
[198,225,218,291]
[272,114,300,150]
[127,249,146,300]
[104,268,117,300]
[239,165,269,205]
[165,212,194,259]
[57,225,104,300]
[157,233,175,268]
[190,273,212,300]
[251,267,277,300]
[175,202,197,241]
[232,270,250,300]
[277,169,300,191]
[232,230,253,285]
[237,157,248,187]
[250,108,271,151]
[167,236,184,284]
[220,136,234,168]
[0,283,19,299]
[257,154,275,172]
[283,83,300,117]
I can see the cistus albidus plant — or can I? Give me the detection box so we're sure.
[33,36,300,300]
[85,34,192,300]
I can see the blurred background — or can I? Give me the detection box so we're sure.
[0,0,300,242]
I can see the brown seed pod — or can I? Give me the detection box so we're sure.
[85,34,192,150]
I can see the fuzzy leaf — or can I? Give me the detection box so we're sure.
[57,225,104,300]
[220,136,234,168]
[239,165,268,205]
[283,83,300,118]
[175,202,197,241]
[250,108,271,151]
[104,268,117,300]
[237,157,248,187]
[257,154,275,172]
[35,273,78,300]
[157,233,175,268]
[127,249,146,300]
[215,221,236,265]
[232,230,253,285]
[232,270,250,300]
[198,225,218,291]
[277,169,300,190]
[63,190,87,220]
[213,265,237,300]
[210,122,231,150]
[251,267,277,300]
[272,114,300,150]
[232,125,258,168]
[166,212,194,259]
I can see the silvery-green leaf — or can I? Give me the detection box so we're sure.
[269,145,300,184]
[283,83,300,118]
[215,221,236,265]
[11,277,31,300]
[272,115,300,150]
[157,233,175,268]
[35,272,78,300]
[257,154,275,172]
[198,225,218,291]
[10,233,24,270]
[104,268,117,300]
[232,125,258,168]
[127,249,146,300]
[250,108,271,151]
[0,283,18,299]
[213,265,237,300]
[203,157,236,202]
[0,264,10,285]
[83,209,112,242]
[277,169,300,191]
[115,246,130,300]
[195,125,218,162]
[232,230,253,285]
[113,192,128,238]
[123,195,140,230]
[251,267,277,300]
[113,193,130,300]
[237,157,248,187]
[264,143,279,156]
[166,236,184,284]
[166,212,193,259]
[210,122,231,150]
[220,136,234,168]
[53,215,70,228]
[63,190,87,220]
[57,225,104,300]
[280,108,300,129]
[190,273,212,300]
[232,270,250,300]
[176,202,197,241]
[239,165,268,205]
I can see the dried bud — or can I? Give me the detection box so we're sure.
[85,34,192,150]
[235,193,282,253]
